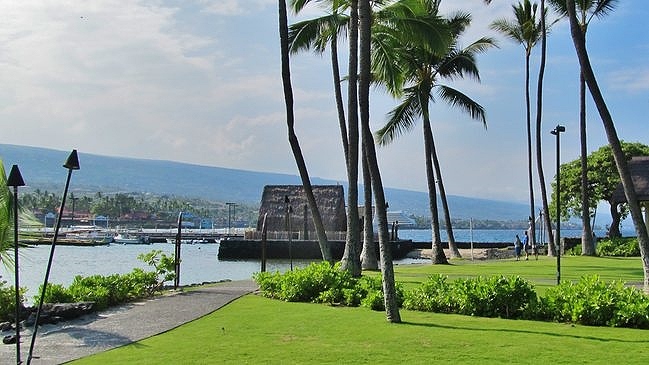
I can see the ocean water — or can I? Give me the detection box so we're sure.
[1,227,637,302]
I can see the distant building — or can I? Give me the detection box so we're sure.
[256,185,347,235]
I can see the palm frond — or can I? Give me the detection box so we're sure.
[376,89,422,145]
[435,85,487,127]
[288,13,349,54]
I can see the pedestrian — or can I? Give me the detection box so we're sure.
[522,230,530,260]
[514,234,522,261]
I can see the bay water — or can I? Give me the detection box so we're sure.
[0,228,633,303]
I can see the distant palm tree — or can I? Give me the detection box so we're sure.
[549,0,618,256]
[0,161,12,266]
[376,12,495,264]
[490,0,555,254]
[563,0,649,292]
[279,0,333,263]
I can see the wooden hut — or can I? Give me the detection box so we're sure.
[611,156,649,232]
[255,185,347,239]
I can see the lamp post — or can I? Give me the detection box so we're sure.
[226,202,236,236]
[7,165,25,365]
[28,149,80,365]
[551,125,565,285]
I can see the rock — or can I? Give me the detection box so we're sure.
[24,302,96,326]
[2,334,16,345]
[0,322,12,332]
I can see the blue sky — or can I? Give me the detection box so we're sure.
[0,0,647,204]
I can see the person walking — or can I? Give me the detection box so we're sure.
[522,230,530,260]
[514,234,522,261]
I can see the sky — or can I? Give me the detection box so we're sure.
[0,0,647,205]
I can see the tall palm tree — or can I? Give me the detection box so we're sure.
[288,0,362,275]
[360,144,378,270]
[0,161,12,266]
[549,0,618,256]
[490,0,555,254]
[564,0,649,292]
[376,13,495,265]
[279,0,333,263]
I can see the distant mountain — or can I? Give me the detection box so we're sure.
[0,143,529,221]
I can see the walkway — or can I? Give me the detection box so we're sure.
[1,280,258,364]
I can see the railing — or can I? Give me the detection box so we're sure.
[244,230,347,241]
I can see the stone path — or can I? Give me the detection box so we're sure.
[1,280,258,364]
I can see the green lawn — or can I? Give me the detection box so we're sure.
[72,256,649,364]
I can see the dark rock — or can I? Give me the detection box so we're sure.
[0,322,12,332]
[2,334,16,344]
[24,302,96,326]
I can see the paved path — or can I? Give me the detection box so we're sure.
[1,280,258,364]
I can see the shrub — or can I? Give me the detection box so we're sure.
[538,275,649,328]
[596,237,639,257]
[0,279,25,322]
[137,250,176,288]
[403,275,536,319]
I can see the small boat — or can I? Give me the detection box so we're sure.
[63,228,114,246]
[114,233,150,244]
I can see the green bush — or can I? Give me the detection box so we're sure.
[596,237,639,257]
[538,275,649,328]
[0,279,25,322]
[403,275,537,319]
[253,262,404,310]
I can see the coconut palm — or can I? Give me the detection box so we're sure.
[490,0,555,254]
[549,0,618,255]
[376,12,495,264]
[0,161,12,266]
[279,0,333,263]
[563,0,649,292]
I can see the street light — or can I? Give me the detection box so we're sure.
[28,149,80,365]
[551,125,565,285]
[7,164,25,365]
[226,202,236,235]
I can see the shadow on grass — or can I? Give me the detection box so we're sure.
[401,320,647,343]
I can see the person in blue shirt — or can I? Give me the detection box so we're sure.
[522,230,530,260]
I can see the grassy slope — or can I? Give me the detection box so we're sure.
[72,256,649,364]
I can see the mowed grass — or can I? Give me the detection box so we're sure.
[72,255,649,364]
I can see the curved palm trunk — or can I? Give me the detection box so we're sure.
[579,71,595,254]
[535,0,554,256]
[361,144,378,269]
[430,129,460,258]
[340,0,361,276]
[331,35,349,164]
[359,0,400,322]
[423,109,448,264]
[607,200,622,238]
[279,0,332,263]
[566,0,649,292]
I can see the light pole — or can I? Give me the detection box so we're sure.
[7,165,25,365]
[226,202,236,235]
[28,149,80,364]
[551,125,565,285]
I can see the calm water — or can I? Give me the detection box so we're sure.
[1,228,635,302]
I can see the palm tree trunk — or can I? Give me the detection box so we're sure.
[331,34,349,164]
[361,144,378,270]
[423,112,448,264]
[535,0,554,257]
[607,200,622,238]
[430,129,460,258]
[359,0,400,322]
[279,0,332,263]
[579,71,595,255]
[565,0,649,292]
[340,0,361,276]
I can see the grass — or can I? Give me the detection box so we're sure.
[72,255,649,364]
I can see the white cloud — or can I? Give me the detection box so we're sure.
[608,67,649,93]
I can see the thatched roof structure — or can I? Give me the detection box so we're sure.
[256,185,347,232]
[611,156,649,204]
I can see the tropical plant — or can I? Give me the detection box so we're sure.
[376,11,495,263]
[279,0,333,263]
[490,0,552,254]
[549,0,619,256]
[288,0,361,275]
[550,142,649,238]
[563,0,649,292]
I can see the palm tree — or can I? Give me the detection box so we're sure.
[0,161,12,266]
[549,0,618,256]
[377,13,495,264]
[564,0,649,292]
[279,0,333,263]
[490,0,555,255]
[360,144,378,270]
